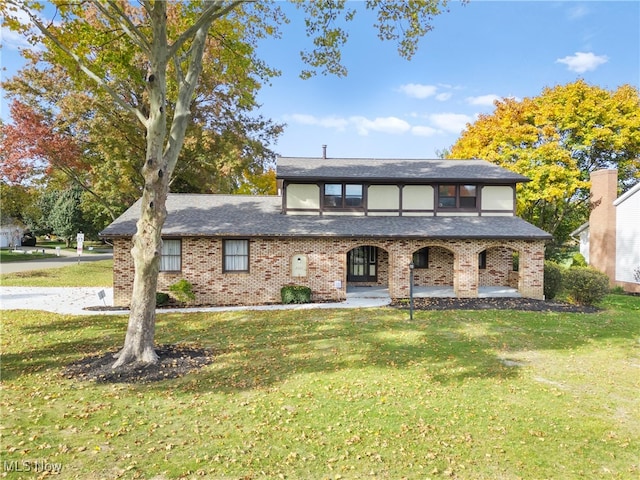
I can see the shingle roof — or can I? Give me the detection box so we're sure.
[276,157,530,183]
[100,194,551,240]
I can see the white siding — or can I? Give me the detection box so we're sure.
[615,185,640,284]
[403,185,434,210]
[481,186,514,212]
[286,184,320,210]
[368,185,400,210]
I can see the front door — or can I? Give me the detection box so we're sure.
[347,246,377,282]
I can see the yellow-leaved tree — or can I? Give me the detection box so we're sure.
[449,80,640,255]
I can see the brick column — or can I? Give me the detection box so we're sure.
[454,247,478,298]
[389,250,412,298]
[518,241,545,299]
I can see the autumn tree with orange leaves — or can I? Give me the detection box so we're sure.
[449,80,640,254]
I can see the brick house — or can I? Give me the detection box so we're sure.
[100,157,551,306]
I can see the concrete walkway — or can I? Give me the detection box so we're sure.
[0,286,392,316]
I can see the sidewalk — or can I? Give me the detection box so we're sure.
[0,286,391,315]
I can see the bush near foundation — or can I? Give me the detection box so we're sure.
[544,261,564,300]
[281,285,312,304]
[169,279,196,304]
[156,292,170,306]
[563,267,610,306]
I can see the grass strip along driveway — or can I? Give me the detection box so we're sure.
[1,295,639,479]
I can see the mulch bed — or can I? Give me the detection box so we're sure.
[391,296,599,313]
[62,344,214,384]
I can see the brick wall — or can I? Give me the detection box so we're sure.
[112,236,546,306]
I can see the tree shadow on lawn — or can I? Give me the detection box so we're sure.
[1,313,129,382]
[3,305,637,389]
[146,306,637,393]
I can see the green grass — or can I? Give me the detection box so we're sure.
[0,249,58,262]
[1,295,638,479]
[0,259,113,287]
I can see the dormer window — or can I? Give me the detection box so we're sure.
[438,184,477,209]
[323,183,363,209]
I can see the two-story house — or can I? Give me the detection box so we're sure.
[100,157,551,306]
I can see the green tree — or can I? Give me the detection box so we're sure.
[449,80,640,252]
[2,5,283,225]
[46,186,93,246]
[3,0,456,367]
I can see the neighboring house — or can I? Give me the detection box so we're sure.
[0,219,24,248]
[572,169,640,293]
[100,157,551,307]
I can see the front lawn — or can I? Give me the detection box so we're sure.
[0,259,113,287]
[1,295,638,479]
[0,248,58,262]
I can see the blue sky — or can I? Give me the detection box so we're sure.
[255,0,640,158]
[2,1,639,160]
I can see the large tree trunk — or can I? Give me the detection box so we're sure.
[112,3,213,368]
[113,4,170,368]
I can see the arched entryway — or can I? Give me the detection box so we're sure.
[346,245,389,286]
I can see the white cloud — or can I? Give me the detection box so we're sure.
[556,52,608,73]
[287,114,349,130]
[398,83,438,99]
[349,116,411,136]
[411,125,438,137]
[466,94,500,106]
[287,111,474,137]
[567,5,589,20]
[435,92,452,101]
[428,113,472,133]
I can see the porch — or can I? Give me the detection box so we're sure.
[347,285,521,299]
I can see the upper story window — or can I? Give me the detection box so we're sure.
[437,184,477,209]
[323,183,363,209]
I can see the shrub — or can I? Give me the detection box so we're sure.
[570,252,587,268]
[156,292,170,306]
[610,285,625,295]
[563,267,610,306]
[169,279,196,304]
[543,261,563,300]
[281,285,312,304]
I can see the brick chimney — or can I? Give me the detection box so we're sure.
[589,169,617,283]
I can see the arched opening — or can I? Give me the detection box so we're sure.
[346,245,389,286]
[478,245,521,297]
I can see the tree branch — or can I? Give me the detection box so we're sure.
[14,5,148,128]
[93,0,152,54]
[166,0,246,59]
